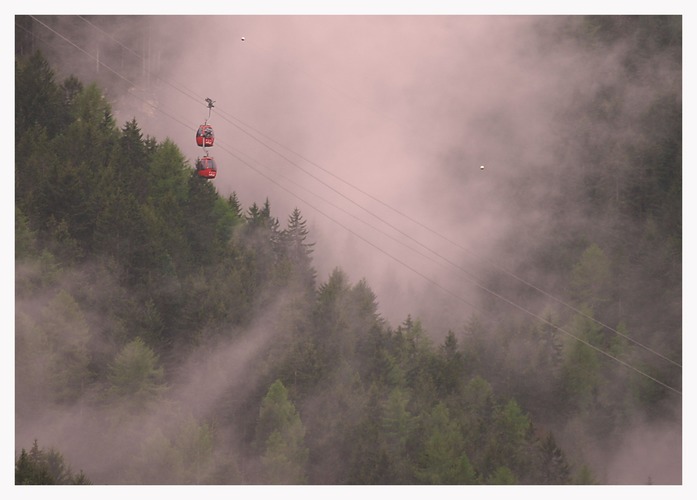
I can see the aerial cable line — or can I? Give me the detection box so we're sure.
[77,15,141,59]
[76,15,209,105]
[225,141,482,286]
[28,16,138,89]
[222,116,645,361]
[25,16,194,133]
[216,141,481,314]
[29,17,681,395]
[216,140,682,396]
[218,147,681,397]
[79,14,205,105]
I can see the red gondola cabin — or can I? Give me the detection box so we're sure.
[196,124,215,147]
[196,156,217,179]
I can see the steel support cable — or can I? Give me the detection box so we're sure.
[75,15,207,104]
[29,16,682,395]
[214,109,681,370]
[222,142,486,293]
[223,136,688,396]
[214,108,682,370]
[213,138,682,396]
[25,16,194,133]
[214,142,481,314]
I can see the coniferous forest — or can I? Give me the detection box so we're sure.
[14,15,681,485]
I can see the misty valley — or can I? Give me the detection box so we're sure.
[14,15,681,486]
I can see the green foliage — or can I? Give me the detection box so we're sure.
[256,380,309,484]
[277,207,317,292]
[560,310,604,412]
[487,466,517,485]
[15,206,37,259]
[433,330,467,397]
[483,399,532,475]
[457,375,496,456]
[573,464,599,485]
[415,403,476,484]
[107,337,166,406]
[379,387,415,483]
[536,432,572,484]
[15,289,94,405]
[16,440,90,485]
[15,51,69,138]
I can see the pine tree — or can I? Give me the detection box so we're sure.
[15,440,90,485]
[227,191,243,219]
[560,313,602,411]
[380,387,414,483]
[536,432,572,484]
[15,51,69,138]
[487,466,517,485]
[107,337,166,408]
[435,331,466,397]
[482,399,531,476]
[280,207,316,291]
[255,380,309,484]
[415,403,477,484]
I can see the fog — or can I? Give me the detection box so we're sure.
[14,11,685,488]
[14,273,294,483]
[108,15,587,329]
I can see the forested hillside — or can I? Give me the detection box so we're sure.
[15,15,681,485]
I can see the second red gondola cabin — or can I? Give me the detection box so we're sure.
[196,156,217,179]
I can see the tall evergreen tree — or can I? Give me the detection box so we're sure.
[280,207,316,291]
[107,337,166,409]
[255,379,309,484]
[380,387,414,483]
[415,402,477,484]
[536,432,572,484]
[15,51,68,138]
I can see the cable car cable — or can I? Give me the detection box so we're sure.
[213,107,682,370]
[217,142,481,313]
[218,145,682,397]
[224,142,484,290]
